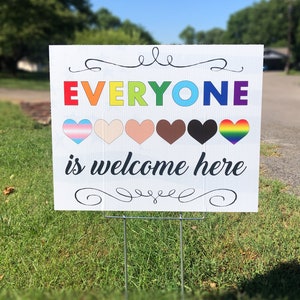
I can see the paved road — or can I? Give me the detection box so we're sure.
[261,72,300,195]
[0,87,50,103]
[0,72,299,194]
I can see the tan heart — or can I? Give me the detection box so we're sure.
[94,119,123,144]
[125,119,155,144]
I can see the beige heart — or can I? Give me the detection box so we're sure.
[94,119,123,144]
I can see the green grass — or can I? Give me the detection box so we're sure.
[0,71,49,91]
[287,70,300,76]
[0,102,299,299]
[260,142,280,157]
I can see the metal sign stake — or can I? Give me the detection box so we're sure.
[105,213,205,299]
[123,215,129,300]
[179,213,185,299]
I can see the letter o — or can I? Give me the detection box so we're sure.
[172,81,198,106]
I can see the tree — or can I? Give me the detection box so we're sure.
[76,9,158,45]
[178,0,300,67]
[0,0,93,73]
[223,6,253,44]
[288,0,300,68]
[224,0,300,68]
[121,20,157,44]
[179,26,196,44]
[94,8,121,30]
[180,26,225,45]
[196,28,225,44]
[243,1,287,45]
[75,28,149,45]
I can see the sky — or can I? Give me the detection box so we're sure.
[90,0,258,44]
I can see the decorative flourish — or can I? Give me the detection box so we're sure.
[74,187,237,207]
[69,47,243,73]
[177,188,237,207]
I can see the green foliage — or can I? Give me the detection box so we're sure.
[0,0,93,73]
[179,26,225,44]
[75,29,146,45]
[121,20,158,45]
[0,3,158,74]
[94,8,122,30]
[224,0,300,66]
[75,8,158,45]
[0,102,299,299]
[196,28,226,44]
[179,26,197,44]
[179,0,300,67]
[224,1,289,45]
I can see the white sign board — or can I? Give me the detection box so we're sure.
[49,45,263,212]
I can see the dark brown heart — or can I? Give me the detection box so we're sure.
[187,119,217,144]
[156,119,186,144]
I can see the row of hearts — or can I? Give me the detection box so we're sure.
[63,119,250,145]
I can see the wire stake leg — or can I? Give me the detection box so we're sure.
[123,215,128,300]
[179,213,185,299]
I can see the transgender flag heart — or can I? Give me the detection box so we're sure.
[63,119,92,144]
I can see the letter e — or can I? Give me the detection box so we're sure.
[64,81,78,105]
[234,81,248,105]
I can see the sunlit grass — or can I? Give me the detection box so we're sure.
[0,71,49,90]
[260,141,280,157]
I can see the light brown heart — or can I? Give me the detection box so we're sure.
[125,119,155,144]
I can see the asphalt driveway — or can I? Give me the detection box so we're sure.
[261,72,300,195]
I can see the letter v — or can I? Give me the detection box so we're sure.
[81,81,105,106]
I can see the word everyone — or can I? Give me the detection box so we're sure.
[64,80,249,107]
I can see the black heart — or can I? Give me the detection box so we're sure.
[187,119,217,144]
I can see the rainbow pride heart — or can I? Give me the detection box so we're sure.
[63,119,92,144]
[219,119,249,144]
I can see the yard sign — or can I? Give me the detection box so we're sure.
[49,45,263,212]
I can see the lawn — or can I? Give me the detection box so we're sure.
[0,101,299,300]
[0,72,49,91]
